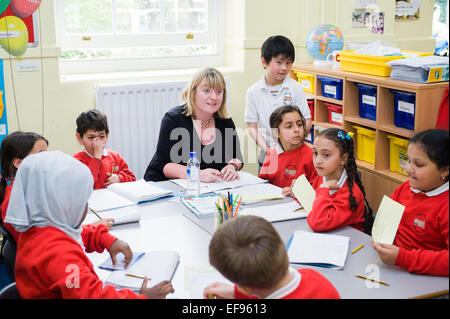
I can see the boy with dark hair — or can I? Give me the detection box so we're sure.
[74,109,136,189]
[203,216,340,299]
[245,35,312,171]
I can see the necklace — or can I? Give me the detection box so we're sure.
[198,117,214,129]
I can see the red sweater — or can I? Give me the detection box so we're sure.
[234,268,340,299]
[0,183,19,243]
[15,224,147,299]
[259,143,318,188]
[390,181,449,276]
[73,149,136,189]
[307,176,365,232]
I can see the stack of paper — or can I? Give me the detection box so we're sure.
[171,171,267,194]
[88,179,173,212]
[286,231,350,269]
[180,193,223,218]
[240,200,306,222]
[104,251,180,292]
[388,56,449,83]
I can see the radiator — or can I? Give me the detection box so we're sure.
[95,80,188,179]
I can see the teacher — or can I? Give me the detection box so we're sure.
[144,67,243,183]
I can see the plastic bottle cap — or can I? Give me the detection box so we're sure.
[190,151,197,158]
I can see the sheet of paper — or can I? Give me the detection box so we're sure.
[372,195,405,245]
[287,231,350,269]
[291,174,316,213]
[215,183,284,204]
[88,188,135,212]
[240,200,306,222]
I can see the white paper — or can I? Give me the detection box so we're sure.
[88,188,135,212]
[287,231,350,269]
[215,183,284,205]
[291,174,316,213]
[240,200,306,222]
[372,195,405,245]
[354,40,401,56]
[107,179,172,203]
[188,270,231,299]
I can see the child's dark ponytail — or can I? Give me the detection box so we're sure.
[0,131,49,205]
[317,128,374,235]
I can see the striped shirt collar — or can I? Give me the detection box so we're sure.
[323,169,348,195]
[264,267,301,299]
[410,181,449,197]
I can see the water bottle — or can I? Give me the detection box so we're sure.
[186,151,200,197]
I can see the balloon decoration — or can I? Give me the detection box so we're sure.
[0,15,29,57]
[0,0,10,16]
[10,0,41,19]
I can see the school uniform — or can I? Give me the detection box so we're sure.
[0,183,19,243]
[390,181,449,276]
[307,170,365,232]
[234,267,340,299]
[5,151,146,299]
[245,75,311,168]
[73,148,136,189]
[258,142,318,188]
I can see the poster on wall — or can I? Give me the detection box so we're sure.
[0,60,8,146]
[395,0,421,20]
[352,11,372,27]
[372,11,385,34]
[0,6,38,47]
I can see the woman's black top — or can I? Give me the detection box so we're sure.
[144,105,243,182]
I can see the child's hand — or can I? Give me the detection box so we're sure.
[282,186,294,197]
[91,137,106,159]
[105,173,120,187]
[140,278,174,299]
[371,239,400,265]
[203,282,235,299]
[200,168,222,183]
[108,239,133,268]
[319,180,340,190]
[90,218,115,230]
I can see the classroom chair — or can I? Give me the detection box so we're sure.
[0,223,16,281]
[0,282,21,299]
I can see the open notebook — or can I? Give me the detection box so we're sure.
[286,231,350,269]
[240,200,306,222]
[83,205,141,226]
[104,251,180,292]
[88,179,173,212]
[171,171,267,194]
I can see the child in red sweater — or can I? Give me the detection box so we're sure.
[307,128,374,234]
[74,109,136,189]
[203,215,340,299]
[5,150,174,298]
[372,129,449,276]
[259,105,318,192]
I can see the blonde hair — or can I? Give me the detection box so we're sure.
[181,67,229,119]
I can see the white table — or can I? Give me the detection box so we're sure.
[87,181,449,299]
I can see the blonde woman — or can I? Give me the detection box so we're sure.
[144,67,243,182]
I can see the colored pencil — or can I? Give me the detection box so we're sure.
[234,197,242,217]
[354,275,389,286]
[351,244,364,254]
[126,274,150,280]
[90,208,102,220]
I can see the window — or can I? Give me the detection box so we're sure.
[55,0,223,74]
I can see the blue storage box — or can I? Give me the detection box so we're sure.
[390,89,416,130]
[317,75,343,100]
[356,83,377,121]
[305,126,314,144]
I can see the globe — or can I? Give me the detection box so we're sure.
[306,24,344,65]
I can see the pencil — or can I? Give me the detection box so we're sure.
[234,197,242,217]
[90,208,102,220]
[351,244,364,254]
[126,274,150,280]
[354,275,389,286]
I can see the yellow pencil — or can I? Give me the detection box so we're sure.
[126,274,150,280]
[351,244,364,254]
[89,208,102,220]
[354,275,389,286]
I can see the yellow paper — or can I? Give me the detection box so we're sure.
[371,195,405,245]
[291,174,316,213]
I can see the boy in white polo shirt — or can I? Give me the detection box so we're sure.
[245,35,312,171]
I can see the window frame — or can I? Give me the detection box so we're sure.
[54,0,224,74]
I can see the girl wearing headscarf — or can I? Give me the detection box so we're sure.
[5,151,174,299]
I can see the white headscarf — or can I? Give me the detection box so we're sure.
[4,151,94,246]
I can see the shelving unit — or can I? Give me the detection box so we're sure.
[292,64,448,211]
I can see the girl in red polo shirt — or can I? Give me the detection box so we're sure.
[372,129,449,276]
[259,105,318,192]
[307,128,374,234]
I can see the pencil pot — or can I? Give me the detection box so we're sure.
[215,195,243,230]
